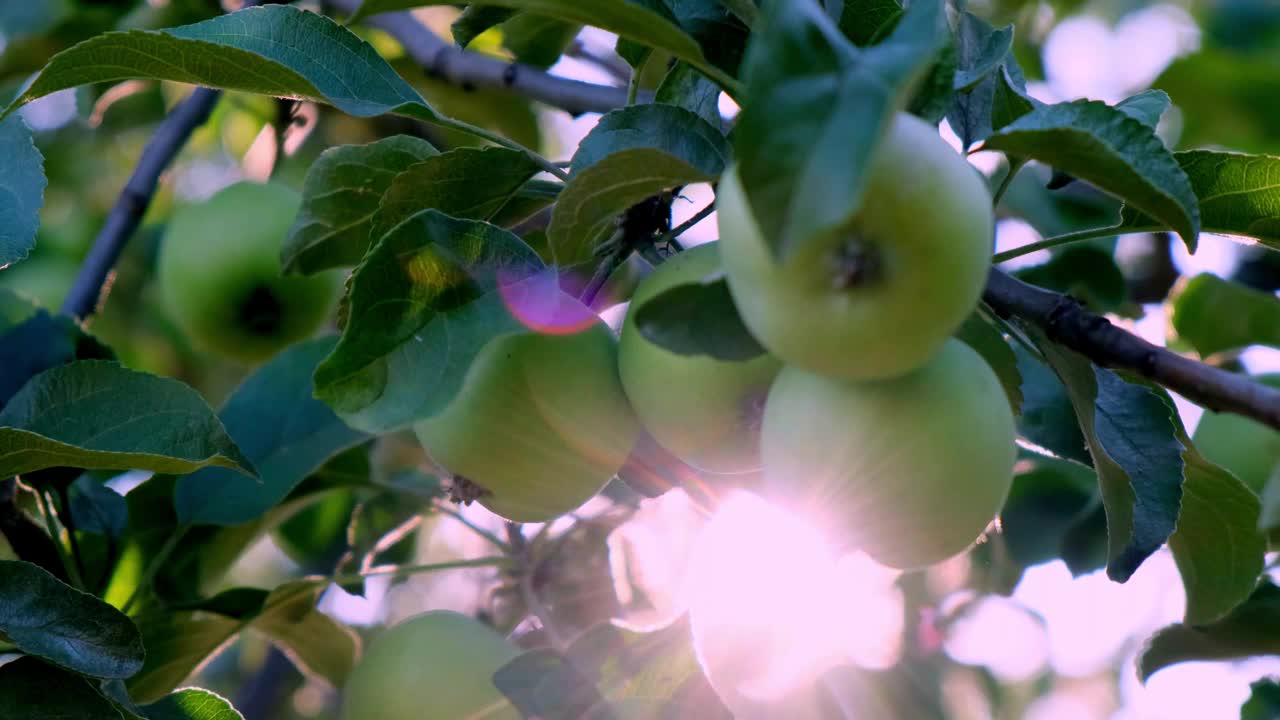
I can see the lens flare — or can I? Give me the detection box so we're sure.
[687,491,903,712]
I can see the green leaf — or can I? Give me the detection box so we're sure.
[983,100,1201,252]
[175,337,369,527]
[129,582,357,703]
[1115,89,1171,128]
[349,0,740,93]
[0,309,114,408]
[633,277,766,361]
[569,104,728,176]
[141,689,243,720]
[334,486,430,595]
[370,146,543,241]
[1168,452,1266,625]
[3,6,439,124]
[0,657,124,720]
[493,617,730,718]
[500,14,583,70]
[1241,679,1280,720]
[0,560,144,678]
[313,211,544,433]
[955,313,1023,416]
[836,0,903,46]
[1121,150,1280,250]
[274,490,357,569]
[946,11,1029,149]
[451,6,516,48]
[655,62,723,128]
[734,0,946,260]
[1153,51,1280,156]
[128,611,240,703]
[282,135,439,275]
[1012,344,1091,467]
[1139,582,1280,682]
[0,114,45,267]
[548,148,716,266]
[0,361,254,479]
[999,455,1103,572]
[0,289,38,330]
[1032,333,1186,582]
[1171,273,1280,356]
[952,19,1013,91]
[1015,245,1129,315]
[68,475,128,539]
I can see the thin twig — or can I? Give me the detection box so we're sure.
[325,556,510,586]
[432,503,511,552]
[60,87,222,320]
[992,225,1122,264]
[330,0,635,115]
[991,157,1025,208]
[660,201,716,244]
[983,268,1280,430]
[565,41,632,83]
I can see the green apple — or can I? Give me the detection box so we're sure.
[718,112,995,380]
[1193,374,1280,493]
[761,338,1016,569]
[342,611,520,720]
[415,319,639,523]
[157,182,341,364]
[619,242,781,474]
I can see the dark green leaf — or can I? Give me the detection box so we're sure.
[500,14,583,70]
[452,6,517,48]
[4,6,440,124]
[274,490,357,569]
[313,212,544,433]
[735,0,946,260]
[0,361,254,479]
[493,648,604,719]
[1015,245,1128,314]
[0,560,143,678]
[1012,344,1091,466]
[983,100,1201,251]
[282,135,439,275]
[1000,455,1101,570]
[0,657,123,720]
[0,289,38,331]
[548,149,715,265]
[946,12,1029,149]
[1241,679,1280,720]
[129,582,356,703]
[175,337,369,527]
[0,114,45,268]
[1139,582,1280,682]
[634,277,766,361]
[1122,150,1280,251]
[0,309,114,409]
[955,313,1022,415]
[349,0,740,92]
[141,688,244,720]
[836,0,902,46]
[569,104,728,176]
[952,20,1013,91]
[370,146,543,241]
[1032,333,1186,582]
[335,488,430,596]
[655,62,723,127]
[1171,273,1280,356]
[906,38,956,124]
[68,475,128,539]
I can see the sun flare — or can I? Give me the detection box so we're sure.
[687,491,904,711]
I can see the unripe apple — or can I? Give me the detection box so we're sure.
[619,242,781,474]
[342,611,520,720]
[414,319,639,523]
[1193,374,1280,493]
[157,182,341,364]
[718,113,994,380]
[760,339,1016,569]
